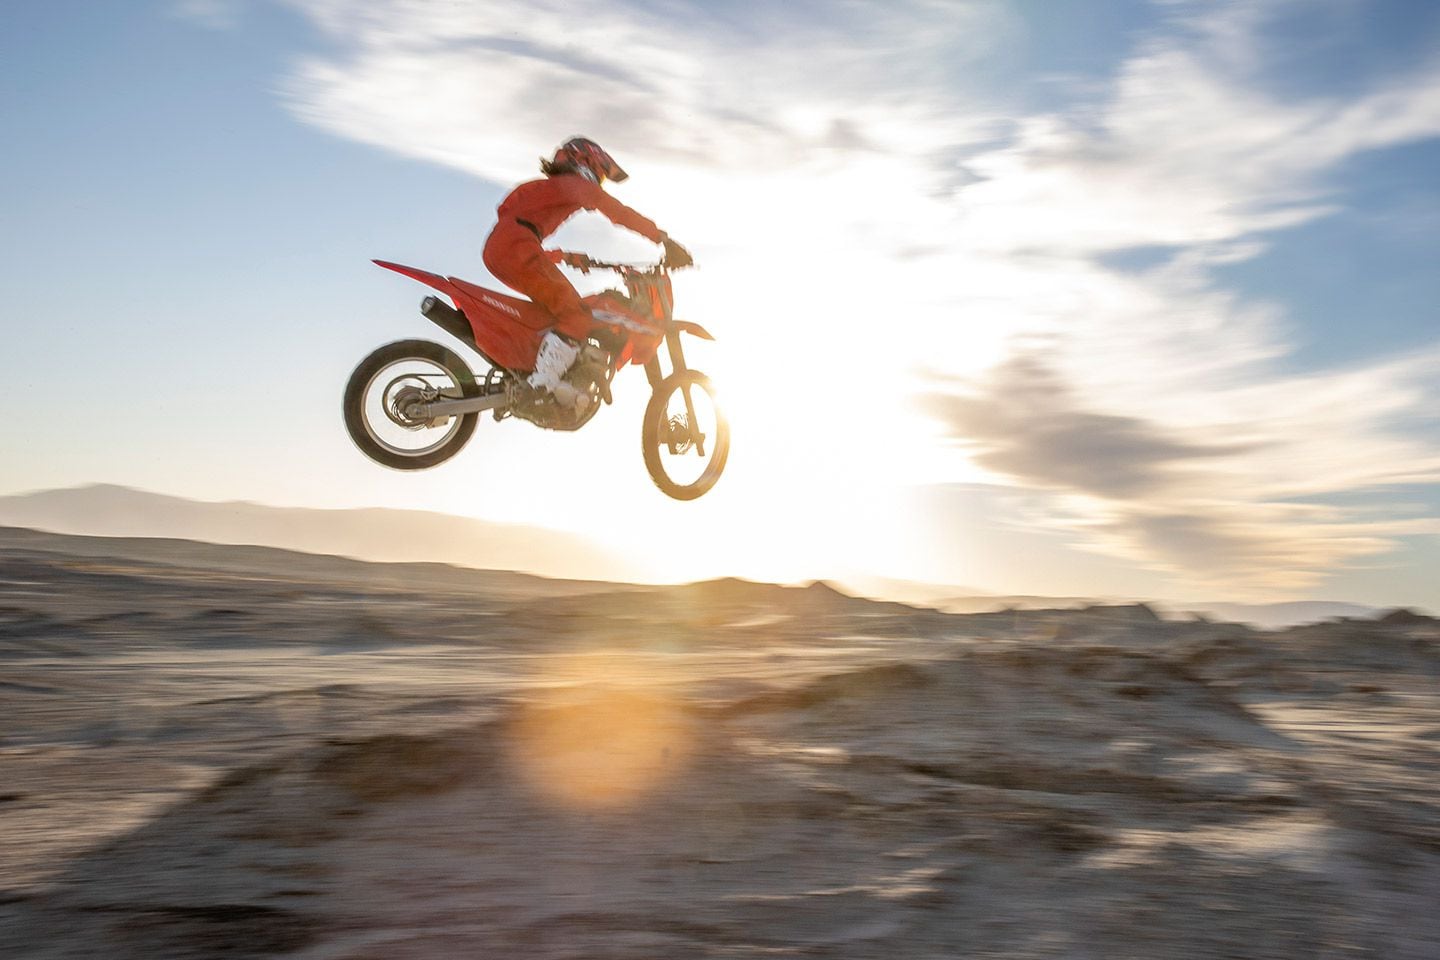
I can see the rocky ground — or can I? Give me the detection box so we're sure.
[1,527,1437,958]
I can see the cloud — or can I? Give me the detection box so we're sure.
[172,0,243,29]
[948,25,1440,257]
[925,355,1247,499]
[278,0,1008,184]
[926,343,1440,593]
[1099,507,1393,594]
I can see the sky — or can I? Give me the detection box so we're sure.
[2,0,1438,608]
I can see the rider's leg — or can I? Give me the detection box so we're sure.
[483,242,594,343]
[513,255,594,342]
[482,243,594,412]
[527,330,581,403]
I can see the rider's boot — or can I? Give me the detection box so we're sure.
[527,331,584,410]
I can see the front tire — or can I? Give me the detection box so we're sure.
[642,370,729,500]
[343,339,480,470]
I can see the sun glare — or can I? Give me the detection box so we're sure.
[508,652,695,811]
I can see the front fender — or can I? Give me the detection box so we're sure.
[673,320,716,341]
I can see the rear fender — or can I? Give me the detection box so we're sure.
[373,260,461,300]
[374,260,544,371]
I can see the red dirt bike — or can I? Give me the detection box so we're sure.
[343,252,728,500]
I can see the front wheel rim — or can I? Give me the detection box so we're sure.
[645,375,728,497]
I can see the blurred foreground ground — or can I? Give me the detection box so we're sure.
[2,527,1437,959]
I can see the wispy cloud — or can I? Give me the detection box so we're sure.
[279,0,1007,183]
[949,8,1440,257]
[927,349,1440,592]
[171,0,243,30]
[925,355,1250,500]
[275,0,1440,596]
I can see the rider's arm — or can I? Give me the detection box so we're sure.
[570,177,667,243]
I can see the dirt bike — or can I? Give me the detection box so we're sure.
[343,251,728,500]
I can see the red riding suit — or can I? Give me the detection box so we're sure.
[482,173,666,340]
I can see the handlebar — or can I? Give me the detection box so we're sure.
[545,250,692,273]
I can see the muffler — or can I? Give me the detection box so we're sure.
[420,296,474,346]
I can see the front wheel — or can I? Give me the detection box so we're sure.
[343,339,481,470]
[642,370,729,500]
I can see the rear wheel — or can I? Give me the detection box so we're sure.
[343,339,481,470]
[641,370,729,500]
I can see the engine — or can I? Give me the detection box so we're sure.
[509,343,614,431]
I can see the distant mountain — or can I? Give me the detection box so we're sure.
[834,575,995,608]
[935,594,1104,614]
[0,484,639,583]
[0,485,1410,628]
[0,525,639,600]
[928,595,1383,629]
[844,582,1386,630]
[1173,600,1380,630]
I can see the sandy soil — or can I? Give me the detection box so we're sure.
[2,529,1437,958]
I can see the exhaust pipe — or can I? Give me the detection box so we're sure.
[420,296,475,346]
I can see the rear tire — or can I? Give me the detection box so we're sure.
[343,339,480,470]
[641,370,729,500]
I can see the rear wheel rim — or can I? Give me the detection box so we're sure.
[361,358,467,458]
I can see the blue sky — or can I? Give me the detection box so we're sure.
[2,0,1438,608]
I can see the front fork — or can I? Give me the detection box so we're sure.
[648,332,706,457]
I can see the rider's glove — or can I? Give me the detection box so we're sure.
[662,237,694,268]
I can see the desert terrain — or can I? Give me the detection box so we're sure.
[2,525,1437,958]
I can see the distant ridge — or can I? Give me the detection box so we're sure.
[0,484,638,583]
[1177,600,1381,630]
[0,525,636,600]
[0,485,1410,628]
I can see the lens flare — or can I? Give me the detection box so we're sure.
[508,656,694,811]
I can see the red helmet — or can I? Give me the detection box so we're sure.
[549,137,629,183]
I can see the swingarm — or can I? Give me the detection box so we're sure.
[412,394,511,419]
[403,392,511,421]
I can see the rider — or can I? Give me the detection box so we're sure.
[482,137,693,408]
